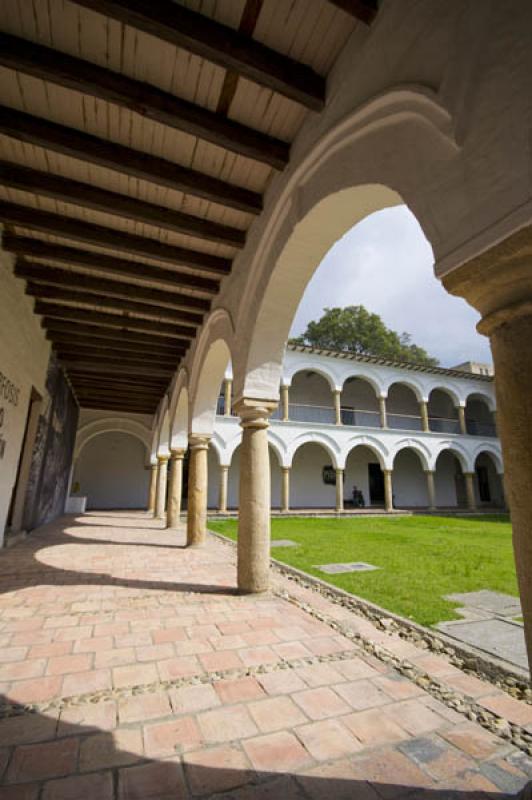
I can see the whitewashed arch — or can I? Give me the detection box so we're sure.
[232,86,458,402]
[75,418,151,464]
[465,390,497,412]
[157,397,171,457]
[170,370,189,451]
[427,383,461,408]
[267,430,289,469]
[340,369,385,398]
[433,441,470,473]
[287,431,341,469]
[386,377,425,403]
[341,435,388,470]
[209,432,226,465]
[472,443,504,474]
[283,362,339,392]
[189,309,235,435]
[391,438,431,471]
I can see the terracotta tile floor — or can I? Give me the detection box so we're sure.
[0,511,530,798]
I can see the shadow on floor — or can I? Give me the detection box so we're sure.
[0,695,522,799]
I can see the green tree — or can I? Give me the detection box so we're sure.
[291,306,439,366]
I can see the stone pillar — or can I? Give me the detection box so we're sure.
[335,468,344,512]
[420,400,430,433]
[458,405,467,435]
[383,469,393,512]
[281,467,290,513]
[281,385,289,422]
[224,379,232,416]
[425,470,436,511]
[167,449,185,528]
[148,463,158,513]
[333,390,342,426]
[234,398,277,593]
[379,396,388,429]
[219,465,229,513]
[186,435,211,547]
[443,226,532,666]
[464,472,477,510]
[155,455,169,520]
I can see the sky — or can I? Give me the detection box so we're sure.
[289,205,492,368]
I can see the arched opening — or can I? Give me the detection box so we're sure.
[434,450,466,509]
[73,431,149,510]
[427,389,460,434]
[207,444,222,510]
[291,442,338,509]
[344,444,384,508]
[466,395,497,438]
[269,445,282,510]
[387,383,422,431]
[288,370,335,424]
[340,377,380,428]
[191,338,232,436]
[474,452,505,507]
[392,447,428,508]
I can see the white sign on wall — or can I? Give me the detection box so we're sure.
[0,370,21,460]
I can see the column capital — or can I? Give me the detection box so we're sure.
[220,464,229,472]
[442,224,532,337]
[170,447,186,460]
[157,453,169,463]
[188,434,211,451]
[424,469,435,475]
[281,466,291,473]
[233,397,277,429]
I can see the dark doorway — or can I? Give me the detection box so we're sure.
[476,465,491,503]
[368,463,384,505]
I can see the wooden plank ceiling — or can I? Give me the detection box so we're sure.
[0,0,377,415]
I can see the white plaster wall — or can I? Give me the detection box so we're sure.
[0,248,51,542]
[73,431,149,509]
[227,446,241,510]
[207,446,219,509]
[270,447,282,510]
[393,449,428,508]
[434,450,459,507]
[291,443,337,509]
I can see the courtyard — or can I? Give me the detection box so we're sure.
[0,511,531,798]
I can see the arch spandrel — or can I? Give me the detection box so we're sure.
[287,431,342,469]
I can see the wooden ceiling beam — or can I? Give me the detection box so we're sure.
[42,319,182,348]
[25,283,205,326]
[56,350,176,370]
[0,202,231,278]
[4,236,218,296]
[0,106,262,215]
[69,374,168,389]
[46,331,184,358]
[62,360,173,377]
[79,401,158,413]
[73,0,325,111]
[17,260,210,314]
[53,343,179,365]
[327,0,378,25]
[0,33,289,169]
[36,302,192,338]
[72,383,162,396]
[0,160,245,248]
[73,389,162,402]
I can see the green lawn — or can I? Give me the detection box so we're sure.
[208,515,517,628]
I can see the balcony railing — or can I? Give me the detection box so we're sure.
[428,417,461,434]
[466,419,497,437]
[289,403,335,424]
[387,412,423,431]
[341,408,381,427]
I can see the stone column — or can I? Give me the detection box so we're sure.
[420,400,430,433]
[148,463,158,513]
[464,472,477,510]
[443,226,532,666]
[281,467,290,513]
[218,465,229,513]
[335,468,344,512]
[224,379,232,416]
[234,398,277,593]
[155,455,169,520]
[167,449,185,528]
[333,390,342,426]
[281,385,290,422]
[379,396,388,429]
[425,470,436,511]
[458,405,467,435]
[383,469,393,512]
[186,435,211,547]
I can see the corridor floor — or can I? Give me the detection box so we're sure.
[0,512,531,799]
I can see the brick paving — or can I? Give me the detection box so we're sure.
[0,511,530,798]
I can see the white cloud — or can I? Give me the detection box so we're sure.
[290,205,492,367]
